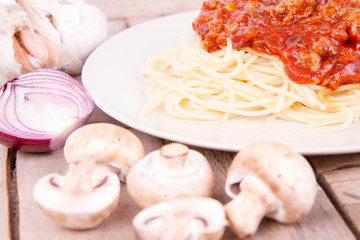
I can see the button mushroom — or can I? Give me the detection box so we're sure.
[126,143,215,208]
[63,123,145,182]
[224,141,317,239]
[33,157,120,229]
[133,197,227,240]
[33,123,144,229]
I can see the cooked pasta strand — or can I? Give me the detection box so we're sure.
[140,34,360,135]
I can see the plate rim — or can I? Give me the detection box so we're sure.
[82,10,360,156]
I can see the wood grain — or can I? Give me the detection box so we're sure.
[0,146,10,240]
[16,108,356,240]
[10,0,360,239]
[308,154,360,175]
[16,106,163,240]
[307,154,360,239]
[255,186,357,240]
[16,126,356,240]
[315,167,360,239]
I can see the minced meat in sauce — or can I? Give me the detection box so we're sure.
[192,0,360,89]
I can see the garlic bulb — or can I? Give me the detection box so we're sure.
[0,4,59,85]
[16,0,108,75]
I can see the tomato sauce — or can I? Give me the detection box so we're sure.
[192,0,360,89]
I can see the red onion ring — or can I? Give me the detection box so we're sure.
[0,68,94,152]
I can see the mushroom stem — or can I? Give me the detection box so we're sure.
[224,189,266,239]
[159,143,189,169]
[133,198,226,240]
[151,213,196,240]
[62,160,95,192]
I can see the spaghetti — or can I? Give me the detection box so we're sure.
[140,35,360,135]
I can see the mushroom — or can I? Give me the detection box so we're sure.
[63,123,145,182]
[133,197,227,240]
[224,141,317,239]
[33,123,144,229]
[33,156,120,229]
[126,143,215,208]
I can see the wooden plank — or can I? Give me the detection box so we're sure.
[16,107,163,240]
[254,187,355,240]
[173,147,356,240]
[215,186,353,240]
[17,150,140,240]
[253,189,356,239]
[107,19,128,36]
[343,205,360,236]
[14,105,356,240]
[12,0,360,239]
[307,154,360,175]
[200,149,235,204]
[322,167,360,183]
[0,146,11,240]
[292,188,355,240]
[317,167,360,239]
[13,102,358,240]
[330,179,360,206]
[17,132,357,240]
[308,152,360,239]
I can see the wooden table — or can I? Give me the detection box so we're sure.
[1,0,360,239]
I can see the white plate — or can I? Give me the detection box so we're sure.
[82,10,360,155]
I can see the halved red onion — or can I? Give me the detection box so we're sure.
[0,68,94,152]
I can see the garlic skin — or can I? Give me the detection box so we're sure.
[16,0,108,75]
[0,4,23,84]
[0,4,60,85]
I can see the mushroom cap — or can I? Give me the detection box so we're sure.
[133,197,227,240]
[127,143,215,209]
[225,141,317,223]
[33,171,120,229]
[63,123,145,182]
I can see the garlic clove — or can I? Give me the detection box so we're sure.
[38,33,60,66]
[16,0,108,75]
[0,4,25,84]
[0,3,61,84]
[14,28,60,69]
[12,34,34,73]
[16,29,49,65]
